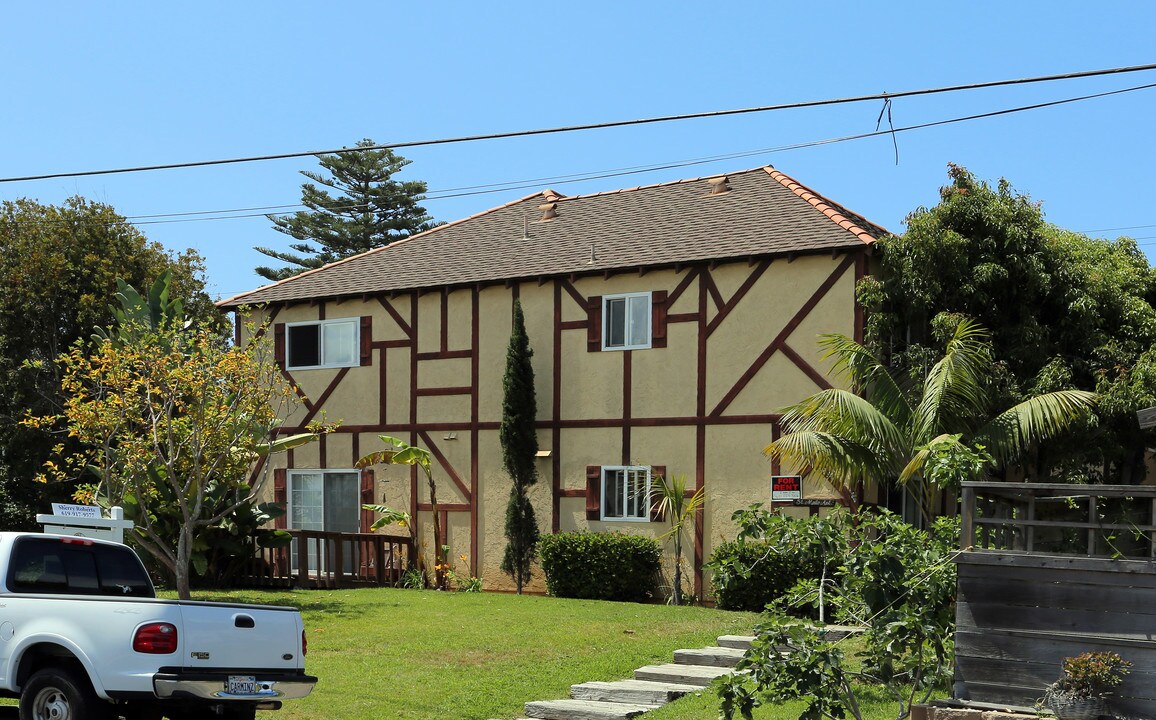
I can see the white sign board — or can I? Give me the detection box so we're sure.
[38,506,135,543]
[50,503,102,518]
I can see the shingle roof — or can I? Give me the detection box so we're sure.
[219,166,887,308]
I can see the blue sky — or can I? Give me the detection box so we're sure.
[3,2,1155,301]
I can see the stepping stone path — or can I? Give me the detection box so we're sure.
[516,626,863,720]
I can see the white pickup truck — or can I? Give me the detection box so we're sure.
[0,532,316,720]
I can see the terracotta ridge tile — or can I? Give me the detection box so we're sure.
[554,166,769,203]
[763,168,887,244]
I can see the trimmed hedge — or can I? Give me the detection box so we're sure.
[708,538,823,613]
[539,531,661,602]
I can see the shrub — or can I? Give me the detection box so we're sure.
[707,506,843,613]
[539,531,661,602]
[708,539,823,612]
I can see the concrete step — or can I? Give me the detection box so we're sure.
[717,625,863,649]
[524,698,656,720]
[672,646,747,668]
[716,635,755,650]
[633,662,740,687]
[571,679,701,706]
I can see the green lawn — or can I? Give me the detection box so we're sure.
[193,588,759,720]
[1,588,932,719]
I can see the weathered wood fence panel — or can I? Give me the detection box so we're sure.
[955,482,1156,718]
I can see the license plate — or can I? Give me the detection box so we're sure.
[226,675,258,695]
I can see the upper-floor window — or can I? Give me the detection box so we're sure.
[602,465,651,521]
[286,319,359,369]
[602,292,651,351]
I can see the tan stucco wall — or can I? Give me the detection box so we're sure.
[251,251,863,598]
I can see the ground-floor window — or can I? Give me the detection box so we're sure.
[602,466,651,521]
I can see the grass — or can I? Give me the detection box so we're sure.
[183,588,758,720]
[0,588,938,720]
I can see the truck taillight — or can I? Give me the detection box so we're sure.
[133,623,178,654]
[302,629,307,656]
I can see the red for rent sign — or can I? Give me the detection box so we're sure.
[771,475,802,501]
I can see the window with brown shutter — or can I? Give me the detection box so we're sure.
[273,468,288,530]
[359,468,375,532]
[585,465,601,520]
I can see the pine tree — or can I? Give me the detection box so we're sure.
[254,139,435,281]
[500,300,540,593]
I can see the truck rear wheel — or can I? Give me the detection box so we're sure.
[19,667,110,720]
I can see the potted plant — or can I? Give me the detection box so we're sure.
[1044,651,1131,720]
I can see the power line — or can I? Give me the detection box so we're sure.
[7,81,1156,232]
[3,62,1156,185]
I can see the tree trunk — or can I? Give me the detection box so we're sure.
[175,525,193,600]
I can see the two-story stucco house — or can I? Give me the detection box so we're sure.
[219,166,889,596]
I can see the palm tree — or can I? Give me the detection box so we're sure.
[650,472,705,605]
[765,320,1096,524]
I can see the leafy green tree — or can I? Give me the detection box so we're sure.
[255,139,436,281]
[857,164,1156,482]
[766,320,1096,525]
[29,277,314,599]
[719,511,960,720]
[0,196,216,530]
[499,300,540,594]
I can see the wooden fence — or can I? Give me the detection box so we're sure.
[955,482,1156,716]
[236,529,413,589]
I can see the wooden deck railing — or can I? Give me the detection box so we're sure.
[237,529,414,589]
[960,481,1156,558]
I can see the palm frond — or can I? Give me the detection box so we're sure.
[765,430,894,487]
[817,333,913,426]
[780,388,907,460]
[913,319,991,441]
[976,390,1097,464]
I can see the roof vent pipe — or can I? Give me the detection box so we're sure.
[539,202,558,221]
[707,176,731,195]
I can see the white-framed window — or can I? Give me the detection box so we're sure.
[286,318,360,369]
[602,466,651,521]
[287,469,360,572]
[602,292,651,351]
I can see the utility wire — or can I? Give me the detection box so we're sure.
[6,81,1156,230]
[2,62,1156,185]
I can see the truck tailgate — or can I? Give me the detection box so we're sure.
[173,600,304,670]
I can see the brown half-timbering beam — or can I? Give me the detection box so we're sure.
[295,367,351,428]
[694,262,708,599]
[666,312,700,323]
[409,294,419,535]
[416,349,473,361]
[666,266,699,307]
[700,269,725,312]
[622,350,632,464]
[418,430,471,502]
[415,386,473,397]
[557,488,585,498]
[706,260,771,338]
[416,502,471,512]
[854,252,867,344]
[373,339,412,349]
[281,413,784,436]
[470,287,480,576]
[440,288,449,352]
[280,368,314,410]
[378,342,388,426]
[318,433,327,468]
[552,281,564,533]
[378,296,414,338]
[779,342,834,391]
[559,320,587,331]
[559,279,587,310]
[710,254,855,418]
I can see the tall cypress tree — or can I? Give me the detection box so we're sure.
[500,300,540,593]
[254,139,436,281]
